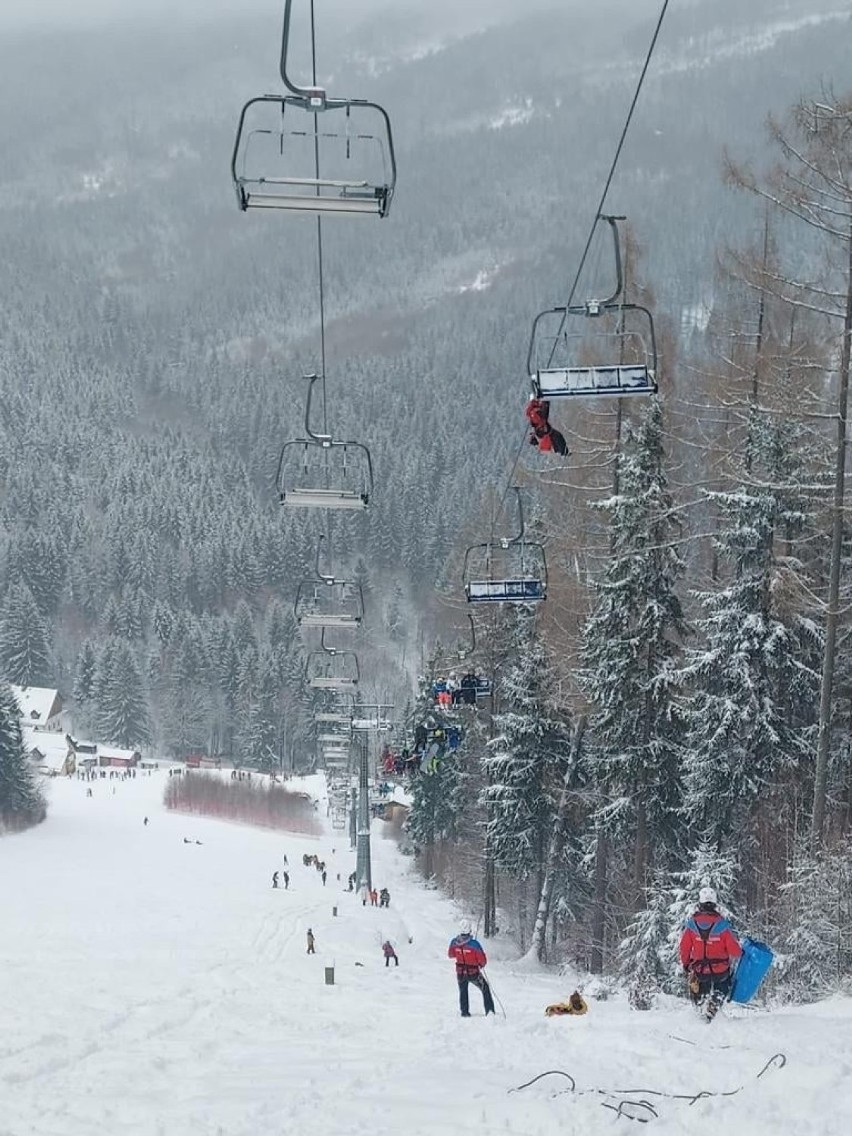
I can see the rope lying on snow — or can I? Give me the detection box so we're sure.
[509,1054,786,1123]
[509,1071,577,1094]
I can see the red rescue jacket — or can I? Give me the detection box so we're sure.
[448,934,487,977]
[679,910,743,977]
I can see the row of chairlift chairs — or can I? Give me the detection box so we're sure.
[229,3,393,770]
[463,217,658,605]
[230,7,660,719]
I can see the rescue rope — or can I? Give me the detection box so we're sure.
[508,1053,787,1119]
[509,1070,576,1094]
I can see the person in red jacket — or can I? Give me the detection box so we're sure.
[525,399,568,457]
[679,887,743,1021]
[448,921,495,1017]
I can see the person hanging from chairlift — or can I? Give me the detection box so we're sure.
[525,398,568,456]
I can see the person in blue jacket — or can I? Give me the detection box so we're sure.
[448,921,495,1017]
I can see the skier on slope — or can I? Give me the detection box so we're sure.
[448,920,495,1018]
[679,886,743,1022]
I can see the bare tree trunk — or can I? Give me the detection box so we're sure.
[813,219,852,846]
[530,717,587,962]
[518,878,528,953]
[590,829,608,974]
[634,798,648,901]
[483,833,496,937]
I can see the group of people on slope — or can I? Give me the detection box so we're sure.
[446,886,744,1022]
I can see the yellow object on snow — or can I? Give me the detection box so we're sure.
[545,991,588,1017]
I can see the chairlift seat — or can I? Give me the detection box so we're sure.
[465,578,546,603]
[298,612,362,629]
[281,487,369,510]
[237,182,388,216]
[310,677,359,690]
[535,364,657,399]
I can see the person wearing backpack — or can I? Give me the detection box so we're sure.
[679,887,743,1021]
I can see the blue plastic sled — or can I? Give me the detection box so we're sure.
[730,937,774,1004]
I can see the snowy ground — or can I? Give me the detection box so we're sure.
[2,772,850,1136]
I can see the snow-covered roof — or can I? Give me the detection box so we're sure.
[98,746,141,762]
[22,726,72,773]
[389,785,412,808]
[8,684,62,726]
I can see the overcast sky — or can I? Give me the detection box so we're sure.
[0,0,666,31]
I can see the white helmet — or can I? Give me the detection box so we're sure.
[459,919,472,935]
[699,886,718,905]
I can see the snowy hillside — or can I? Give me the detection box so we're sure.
[2,773,850,1136]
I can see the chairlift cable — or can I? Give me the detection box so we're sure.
[308,0,333,544]
[497,0,672,513]
[546,0,672,367]
[309,0,329,436]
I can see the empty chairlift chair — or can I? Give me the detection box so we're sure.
[294,537,365,629]
[231,0,396,218]
[305,646,360,692]
[528,215,659,400]
[463,490,547,605]
[315,713,353,726]
[277,375,374,510]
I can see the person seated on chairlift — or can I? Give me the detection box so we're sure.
[525,398,568,456]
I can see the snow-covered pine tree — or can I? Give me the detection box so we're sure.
[73,641,97,708]
[0,682,46,833]
[678,411,819,844]
[580,398,688,891]
[406,673,469,879]
[778,839,851,1001]
[161,628,212,759]
[482,606,573,940]
[618,869,676,1007]
[0,582,52,686]
[94,639,152,750]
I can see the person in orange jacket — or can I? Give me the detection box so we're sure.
[679,886,743,1021]
[448,921,495,1017]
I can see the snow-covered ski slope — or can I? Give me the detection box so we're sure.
[2,773,850,1136]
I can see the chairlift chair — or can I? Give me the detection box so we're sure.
[463,490,547,605]
[529,305,658,399]
[231,0,396,218]
[305,644,360,691]
[295,536,364,628]
[528,215,659,400]
[315,713,352,726]
[277,376,374,510]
